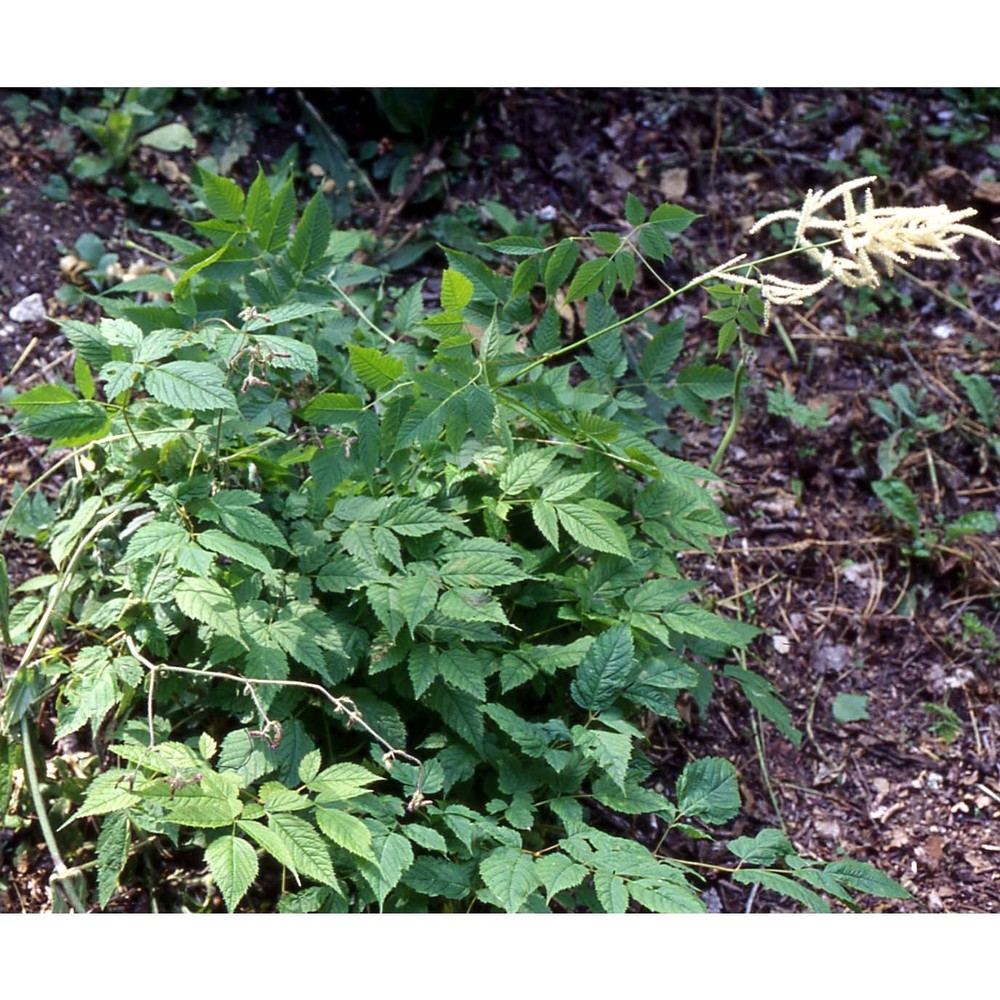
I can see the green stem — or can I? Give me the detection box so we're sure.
[19,716,88,913]
[708,353,748,474]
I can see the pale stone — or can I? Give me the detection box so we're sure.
[9,292,47,323]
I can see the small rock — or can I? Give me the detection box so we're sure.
[9,292,47,323]
[810,641,852,676]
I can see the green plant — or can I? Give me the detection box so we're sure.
[58,88,195,209]
[766,387,828,431]
[921,702,964,745]
[868,380,998,561]
[2,173,920,913]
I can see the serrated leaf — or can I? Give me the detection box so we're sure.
[483,235,545,257]
[358,830,413,909]
[438,553,528,588]
[196,529,272,574]
[440,268,475,311]
[145,361,238,412]
[823,859,911,899]
[555,502,630,557]
[731,869,831,913]
[315,556,367,594]
[396,570,439,637]
[199,491,290,551]
[436,645,490,701]
[175,577,244,642]
[574,727,632,789]
[511,256,540,297]
[544,239,580,296]
[308,762,384,803]
[13,386,111,446]
[298,749,322,785]
[675,756,740,825]
[315,806,377,862]
[624,192,647,226]
[198,170,245,222]
[348,345,405,391]
[96,810,130,909]
[728,828,793,866]
[675,364,734,400]
[954,369,998,427]
[267,814,338,886]
[638,319,685,379]
[723,664,802,745]
[165,771,243,828]
[649,203,701,232]
[407,645,438,699]
[464,384,495,440]
[566,257,610,302]
[426,685,485,750]
[205,834,258,912]
[570,625,636,711]
[288,190,332,271]
[629,877,706,913]
[499,449,559,495]
[540,472,596,504]
[380,497,457,537]
[535,852,589,902]
[531,499,560,548]
[259,781,311,813]
[479,847,540,913]
[589,230,622,254]
[593,869,629,913]
[402,857,475,899]
[76,769,141,818]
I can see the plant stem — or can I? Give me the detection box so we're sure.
[19,716,88,912]
[709,352,748,474]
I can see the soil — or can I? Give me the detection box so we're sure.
[2,87,999,912]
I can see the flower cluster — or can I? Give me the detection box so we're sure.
[713,176,999,327]
[751,175,999,288]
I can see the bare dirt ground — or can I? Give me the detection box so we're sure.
[2,88,999,911]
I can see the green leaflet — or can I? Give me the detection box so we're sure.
[174,577,244,643]
[11,384,111,446]
[675,756,741,825]
[96,810,131,909]
[164,771,244,828]
[308,762,384,803]
[315,806,377,863]
[196,528,273,574]
[479,847,541,913]
[144,360,238,412]
[288,190,332,271]
[731,869,831,913]
[402,857,476,900]
[822,859,911,900]
[440,268,475,311]
[535,852,588,903]
[349,344,405,391]
[357,831,414,910]
[554,501,630,557]
[205,834,259,912]
[198,168,245,222]
[76,769,141,818]
[570,625,636,711]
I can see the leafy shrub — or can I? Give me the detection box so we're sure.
[1,168,910,912]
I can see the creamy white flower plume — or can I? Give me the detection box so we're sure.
[707,176,999,330]
[748,175,1000,289]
